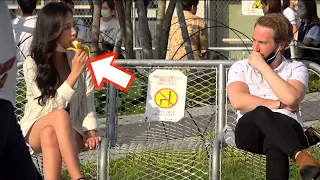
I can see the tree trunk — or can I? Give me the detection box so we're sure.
[176,0,194,60]
[159,0,177,59]
[124,0,134,59]
[135,0,153,59]
[114,0,125,55]
[154,0,166,59]
[90,0,101,58]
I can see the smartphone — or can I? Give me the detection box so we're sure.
[0,56,16,78]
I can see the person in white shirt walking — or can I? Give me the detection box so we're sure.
[0,2,42,179]
[282,0,301,39]
[12,0,37,62]
[228,13,320,180]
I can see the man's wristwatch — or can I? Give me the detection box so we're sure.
[278,100,286,109]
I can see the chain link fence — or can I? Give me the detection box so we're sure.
[9,0,320,179]
[107,65,217,179]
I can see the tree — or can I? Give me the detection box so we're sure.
[90,0,101,58]
[156,0,177,59]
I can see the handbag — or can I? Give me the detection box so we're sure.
[304,126,320,147]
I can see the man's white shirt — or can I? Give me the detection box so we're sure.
[12,16,37,62]
[227,56,309,125]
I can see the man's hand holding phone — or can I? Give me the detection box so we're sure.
[0,57,16,88]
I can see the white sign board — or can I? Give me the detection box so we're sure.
[145,69,187,122]
[242,0,264,16]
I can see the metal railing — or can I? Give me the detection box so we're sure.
[14,57,320,179]
[98,59,320,180]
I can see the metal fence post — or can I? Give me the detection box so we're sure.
[108,84,117,146]
[211,63,226,180]
[99,137,109,180]
[99,84,117,180]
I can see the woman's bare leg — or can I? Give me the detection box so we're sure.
[26,109,83,179]
[40,126,62,179]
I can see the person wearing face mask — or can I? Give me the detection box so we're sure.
[168,0,208,60]
[295,0,320,61]
[60,0,87,42]
[19,2,101,179]
[99,0,119,51]
[228,13,320,180]
[282,0,301,39]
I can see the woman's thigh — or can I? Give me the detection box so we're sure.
[25,109,72,153]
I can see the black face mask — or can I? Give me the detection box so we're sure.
[265,46,280,64]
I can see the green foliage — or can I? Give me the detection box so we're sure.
[62,161,97,180]
[308,72,320,93]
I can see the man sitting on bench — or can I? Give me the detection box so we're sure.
[227,13,320,180]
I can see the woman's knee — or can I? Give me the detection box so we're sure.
[40,126,58,148]
[52,109,72,128]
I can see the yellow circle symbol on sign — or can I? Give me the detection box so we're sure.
[155,88,178,108]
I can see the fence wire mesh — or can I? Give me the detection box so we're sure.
[9,0,320,179]
[107,66,217,179]
[221,67,320,180]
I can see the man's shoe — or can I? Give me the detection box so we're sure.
[296,149,320,180]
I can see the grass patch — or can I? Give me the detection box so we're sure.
[109,147,210,180]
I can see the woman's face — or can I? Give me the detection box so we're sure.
[296,0,307,19]
[101,2,116,16]
[57,11,77,49]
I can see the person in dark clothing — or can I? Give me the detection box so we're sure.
[0,2,42,180]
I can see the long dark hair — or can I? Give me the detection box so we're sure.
[30,2,72,106]
[301,0,319,22]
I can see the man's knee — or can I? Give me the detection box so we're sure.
[251,106,273,120]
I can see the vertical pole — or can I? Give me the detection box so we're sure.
[99,84,117,180]
[211,64,226,180]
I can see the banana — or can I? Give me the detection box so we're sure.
[67,40,91,58]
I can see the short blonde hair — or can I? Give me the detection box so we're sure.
[255,13,293,46]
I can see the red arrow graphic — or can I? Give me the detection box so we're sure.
[87,52,135,91]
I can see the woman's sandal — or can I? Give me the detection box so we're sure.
[305,127,320,147]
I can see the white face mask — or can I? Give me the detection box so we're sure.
[296,8,306,19]
[56,43,67,53]
[101,9,111,18]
